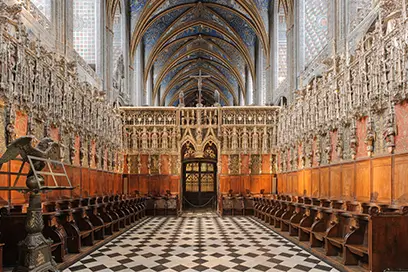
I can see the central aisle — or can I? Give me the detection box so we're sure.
[65,215,338,272]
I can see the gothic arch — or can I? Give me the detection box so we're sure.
[130,1,269,62]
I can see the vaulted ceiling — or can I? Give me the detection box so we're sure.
[128,0,271,106]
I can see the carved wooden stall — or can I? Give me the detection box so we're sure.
[0,3,128,270]
[253,194,408,272]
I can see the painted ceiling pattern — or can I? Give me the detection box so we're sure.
[130,0,270,106]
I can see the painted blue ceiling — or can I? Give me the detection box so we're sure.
[131,0,270,106]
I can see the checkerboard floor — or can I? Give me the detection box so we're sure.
[64,215,339,272]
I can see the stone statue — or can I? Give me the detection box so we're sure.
[179,91,185,107]
[242,127,248,152]
[214,89,220,106]
[162,128,169,149]
[151,127,158,149]
[384,109,396,153]
[365,117,375,156]
[113,54,124,94]
[252,127,259,151]
[142,127,148,149]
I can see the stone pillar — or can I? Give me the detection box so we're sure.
[255,38,266,105]
[144,66,153,106]
[239,86,245,106]
[122,0,130,104]
[269,1,279,103]
[53,0,73,56]
[156,85,161,106]
[290,0,302,100]
[245,65,254,105]
[105,29,113,101]
[335,0,347,54]
[96,0,106,86]
[132,42,143,106]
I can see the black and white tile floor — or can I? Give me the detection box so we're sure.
[64,215,338,272]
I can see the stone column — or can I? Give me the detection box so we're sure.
[144,66,153,106]
[132,42,143,106]
[96,0,106,86]
[239,86,245,106]
[122,0,130,104]
[105,29,114,101]
[269,1,279,103]
[290,0,302,100]
[255,38,266,105]
[156,85,161,106]
[245,65,253,105]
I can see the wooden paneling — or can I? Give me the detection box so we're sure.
[355,161,370,201]
[320,167,330,198]
[230,176,243,194]
[242,176,250,193]
[82,168,90,196]
[304,169,312,196]
[394,154,408,204]
[342,163,355,199]
[372,157,391,203]
[330,166,341,199]
[311,169,320,197]
[297,171,304,196]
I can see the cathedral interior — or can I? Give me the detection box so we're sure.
[0,0,408,271]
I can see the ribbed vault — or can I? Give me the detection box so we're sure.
[130,0,270,106]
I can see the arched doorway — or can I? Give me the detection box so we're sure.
[182,142,217,211]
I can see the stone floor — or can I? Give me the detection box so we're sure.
[64,215,339,272]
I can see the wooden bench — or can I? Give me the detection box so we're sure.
[85,197,105,240]
[289,201,307,237]
[243,196,254,215]
[250,194,408,272]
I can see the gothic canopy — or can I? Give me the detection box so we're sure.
[129,0,270,106]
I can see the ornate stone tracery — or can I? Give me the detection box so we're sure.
[276,1,408,172]
[122,106,280,174]
[0,2,123,172]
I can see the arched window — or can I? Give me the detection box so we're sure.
[73,0,97,68]
[277,5,287,84]
[30,0,52,21]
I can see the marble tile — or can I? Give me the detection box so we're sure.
[64,215,339,272]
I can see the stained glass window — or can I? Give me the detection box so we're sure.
[73,0,96,66]
[185,162,215,192]
[185,173,199,192]
[201,173,214,192]
[348,0,372,33]
[278,5,287,84]
[113,5,123,68]
[304,0,329,65]
[30,0,52,21]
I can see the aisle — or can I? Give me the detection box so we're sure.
[64,215,338,272]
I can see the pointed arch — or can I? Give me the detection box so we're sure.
[130,1,269,62]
